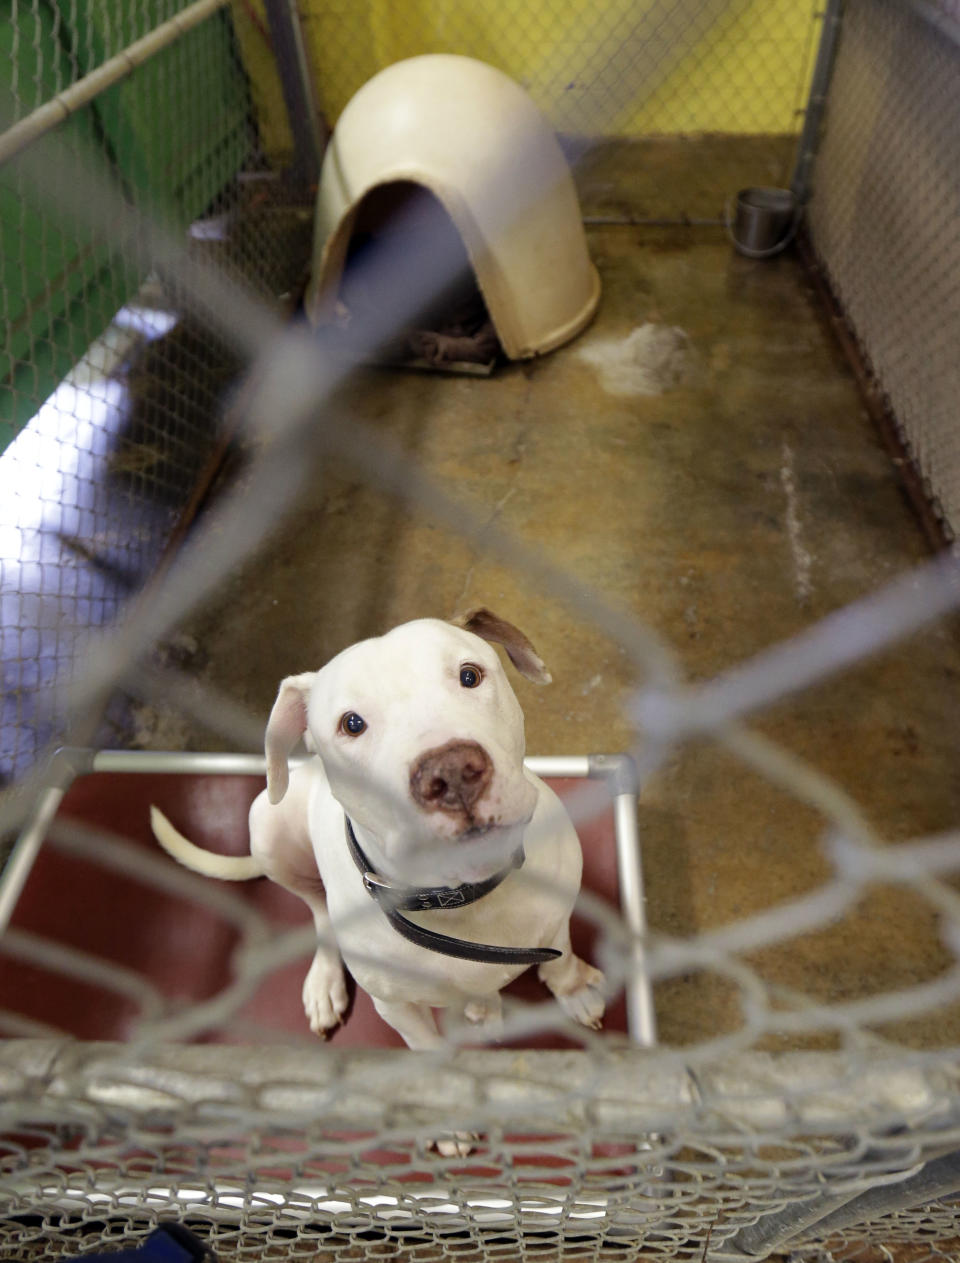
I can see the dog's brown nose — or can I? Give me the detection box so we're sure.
[410,741,492,814]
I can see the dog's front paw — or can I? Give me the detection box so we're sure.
[464,994,503,1040]
[559,977,606,1030]
[433,1132,478,1158]
[555,961,607,1031]
[302,950,349,1038]
[541,954,607,1031]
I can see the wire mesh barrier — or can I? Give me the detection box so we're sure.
[2,0,960,1260]
[806,0,960,541]
[5,1040,960,1262]
[0,0,313,784]
[294,0,821,222]
[0,0,824,786]
[4,718,960,1263]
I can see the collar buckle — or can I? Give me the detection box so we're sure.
[363,870,394,894]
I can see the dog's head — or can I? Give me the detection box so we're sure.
[264,609,551,883]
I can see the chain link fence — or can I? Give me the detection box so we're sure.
[5,1038,960,1261]
[0,0,313,785]
[297,0,820,222]
[0,0,824,784]
[806,0,960,542]
[3,1,960,1260]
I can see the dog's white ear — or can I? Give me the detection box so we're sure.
[453,608,552,685]
[265,672,318,804]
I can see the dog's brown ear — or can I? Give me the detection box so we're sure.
[453,608,552,685]
[265,672,319,804]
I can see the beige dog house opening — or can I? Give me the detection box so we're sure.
[304,54,601,365]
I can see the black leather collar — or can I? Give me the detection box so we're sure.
[345,816,561,966]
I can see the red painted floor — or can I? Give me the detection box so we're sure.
[1,771,628,1048]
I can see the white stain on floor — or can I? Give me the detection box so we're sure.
[780,440,814,603]
[578,323,692,397]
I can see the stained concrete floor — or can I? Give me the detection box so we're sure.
[155,223,960,1053]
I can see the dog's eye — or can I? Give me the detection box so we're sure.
[459,664,483,689]
[340,712,367,736]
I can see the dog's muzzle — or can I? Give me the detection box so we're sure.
[409,740,493,820]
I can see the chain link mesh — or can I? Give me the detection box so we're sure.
[3,1041,960,1261]
[806,0,960,540]
[2,1,960,1260]
[297,0,819,221]
[0,0,313,783]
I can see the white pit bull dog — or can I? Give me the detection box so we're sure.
[150,609,606,1051]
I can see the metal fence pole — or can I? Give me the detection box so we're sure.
[791,0,844,203]
[261,0,327,186]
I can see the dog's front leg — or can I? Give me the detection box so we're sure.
[463,993,504,1041]
[301,904,350,1038]
[372,1000,477,1158]
[538,924,606,1031]
[266,874,348,1038]
[271,883,349,1038]
[372,998,446,1050]
[250,787,349,1038]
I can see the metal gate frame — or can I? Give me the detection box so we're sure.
[0,746,654,1052]
[4,748,960,1260]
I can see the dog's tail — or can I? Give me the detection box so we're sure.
[149,805,265,881]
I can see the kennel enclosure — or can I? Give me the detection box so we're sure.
[3,1,960,1260]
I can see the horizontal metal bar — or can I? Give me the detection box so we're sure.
[0,1040,685,1130]
[0,1040,951,1133]
[524,755,592,778]
[90,749,274,776]
[2,747,653,1044]
[88,750,598,780]
[0,0,229,168]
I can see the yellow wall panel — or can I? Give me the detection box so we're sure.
[297,0,817,138]
[230,0,294,164]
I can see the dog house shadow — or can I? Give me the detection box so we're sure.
[311,182,502,376]
[0,752,650,1050]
